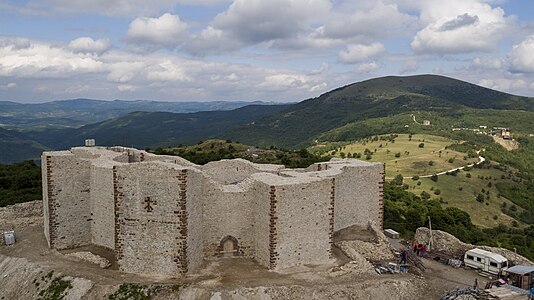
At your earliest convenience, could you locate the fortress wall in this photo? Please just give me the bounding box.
[90,164,115,249]
[114,162,191,276]
[333,163,384,231]
[183,169,204,273]
[41,153,51,246]
[43,153,92,250]
[273,179,332,269]
[202,159,277,185]
[202,179,256,258]
[251,181,271,268]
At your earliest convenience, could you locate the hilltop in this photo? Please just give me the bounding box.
[225,75,534,148]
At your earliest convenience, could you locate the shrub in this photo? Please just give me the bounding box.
[419,143,425,148]
[430,174,438,182]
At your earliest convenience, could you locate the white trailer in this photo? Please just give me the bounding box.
[464,248,508,275]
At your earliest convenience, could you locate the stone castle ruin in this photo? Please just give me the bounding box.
[42,147,384,276]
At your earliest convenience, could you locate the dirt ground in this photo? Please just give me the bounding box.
[0,203,489,300]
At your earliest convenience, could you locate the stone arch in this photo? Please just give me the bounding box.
[217,235,239,257]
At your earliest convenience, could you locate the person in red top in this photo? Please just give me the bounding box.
[421,244,427,258]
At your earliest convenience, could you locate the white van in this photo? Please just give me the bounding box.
[464,248,508,275]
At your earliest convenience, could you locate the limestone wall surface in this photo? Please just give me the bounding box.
[43,152,92,250]
[114,162,192,276]
[273,179,332,269]
[201,159,281,185]
[251,181,271,268]
[202,178,256,258]
[184,169,204,273]
[90,164,115,249]
[333,162,384,231]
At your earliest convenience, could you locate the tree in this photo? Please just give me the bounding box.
[421,191,431,200]
[393,174,404,186]
[430,174,438,182]
[412,175,420,181]
[476,193,485,203]
[395,152,401,158]
[419,143,425,148]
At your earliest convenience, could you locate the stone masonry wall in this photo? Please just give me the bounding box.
[90,164,115,249]
[43,152,92,250]
[273,179,332,269]
[114,162,195,275]
[201,178,256,258]
[333,163,384,231]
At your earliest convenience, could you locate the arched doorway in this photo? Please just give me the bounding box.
[218,235,239,257]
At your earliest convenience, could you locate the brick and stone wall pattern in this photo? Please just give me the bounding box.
[333,163,383,231]
[273,180,332,269]
[115,162,190,275]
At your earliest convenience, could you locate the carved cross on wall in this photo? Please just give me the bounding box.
[144,197,156,212]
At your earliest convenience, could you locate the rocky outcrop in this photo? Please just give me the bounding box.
[65,251,111,268]
[415,227,533,266]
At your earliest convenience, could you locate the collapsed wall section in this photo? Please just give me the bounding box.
[113,162,202,275]
[333,163,384,231]
[271,179,332,269]
[42,152,92,249]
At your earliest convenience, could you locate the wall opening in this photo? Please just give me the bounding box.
[218,235,239,257]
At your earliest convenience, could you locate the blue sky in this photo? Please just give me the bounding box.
[0,0,533,103]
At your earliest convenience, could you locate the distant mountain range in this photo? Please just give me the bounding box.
[1,74,533,163]
[0,99,272,130]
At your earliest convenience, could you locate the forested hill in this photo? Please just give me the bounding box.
[224,75,534,148]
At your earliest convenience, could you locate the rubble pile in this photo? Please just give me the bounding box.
[65,251,111,268]
[0,200,42,228]
[415,228,533,266]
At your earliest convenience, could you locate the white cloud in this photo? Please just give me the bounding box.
[317,1,417,40]
[411,0,513,54]
[118,84,138,92]
[478,78,527,92]
[509,35,534,73]
[0,82,17,90]
[0,38,104,78]
[68,37,111,55]
[399,60,419,74]
[6,0,232,17]
[471,56,504,70]
[126,13,189,50]
[185,0,331,54]
[357,62,380,73]
[339,43,385,64]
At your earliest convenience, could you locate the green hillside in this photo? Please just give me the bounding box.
[225,75,534,148]
[28,104,289,150]
[0,128,48,163]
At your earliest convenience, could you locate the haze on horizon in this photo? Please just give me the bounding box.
[1,0,534,103]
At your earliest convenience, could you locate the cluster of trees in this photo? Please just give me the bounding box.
[383,181,534,260]
[0,160,41,207]
[151,141,329,168]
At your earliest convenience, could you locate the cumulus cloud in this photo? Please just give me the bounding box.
[185,0,331,54]
[0,82,17,90]
[316,1,417,40]
[126,13,189,50]
[479,78,527,92]
[509,35,534,73]
[68,37,111,55]
[338,43,385,64]
[357,62,380,73]
[471,56,504,70]
[0,38,104,78]
[411,0,513,54]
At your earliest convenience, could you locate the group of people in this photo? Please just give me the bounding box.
[412,242,427,258]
